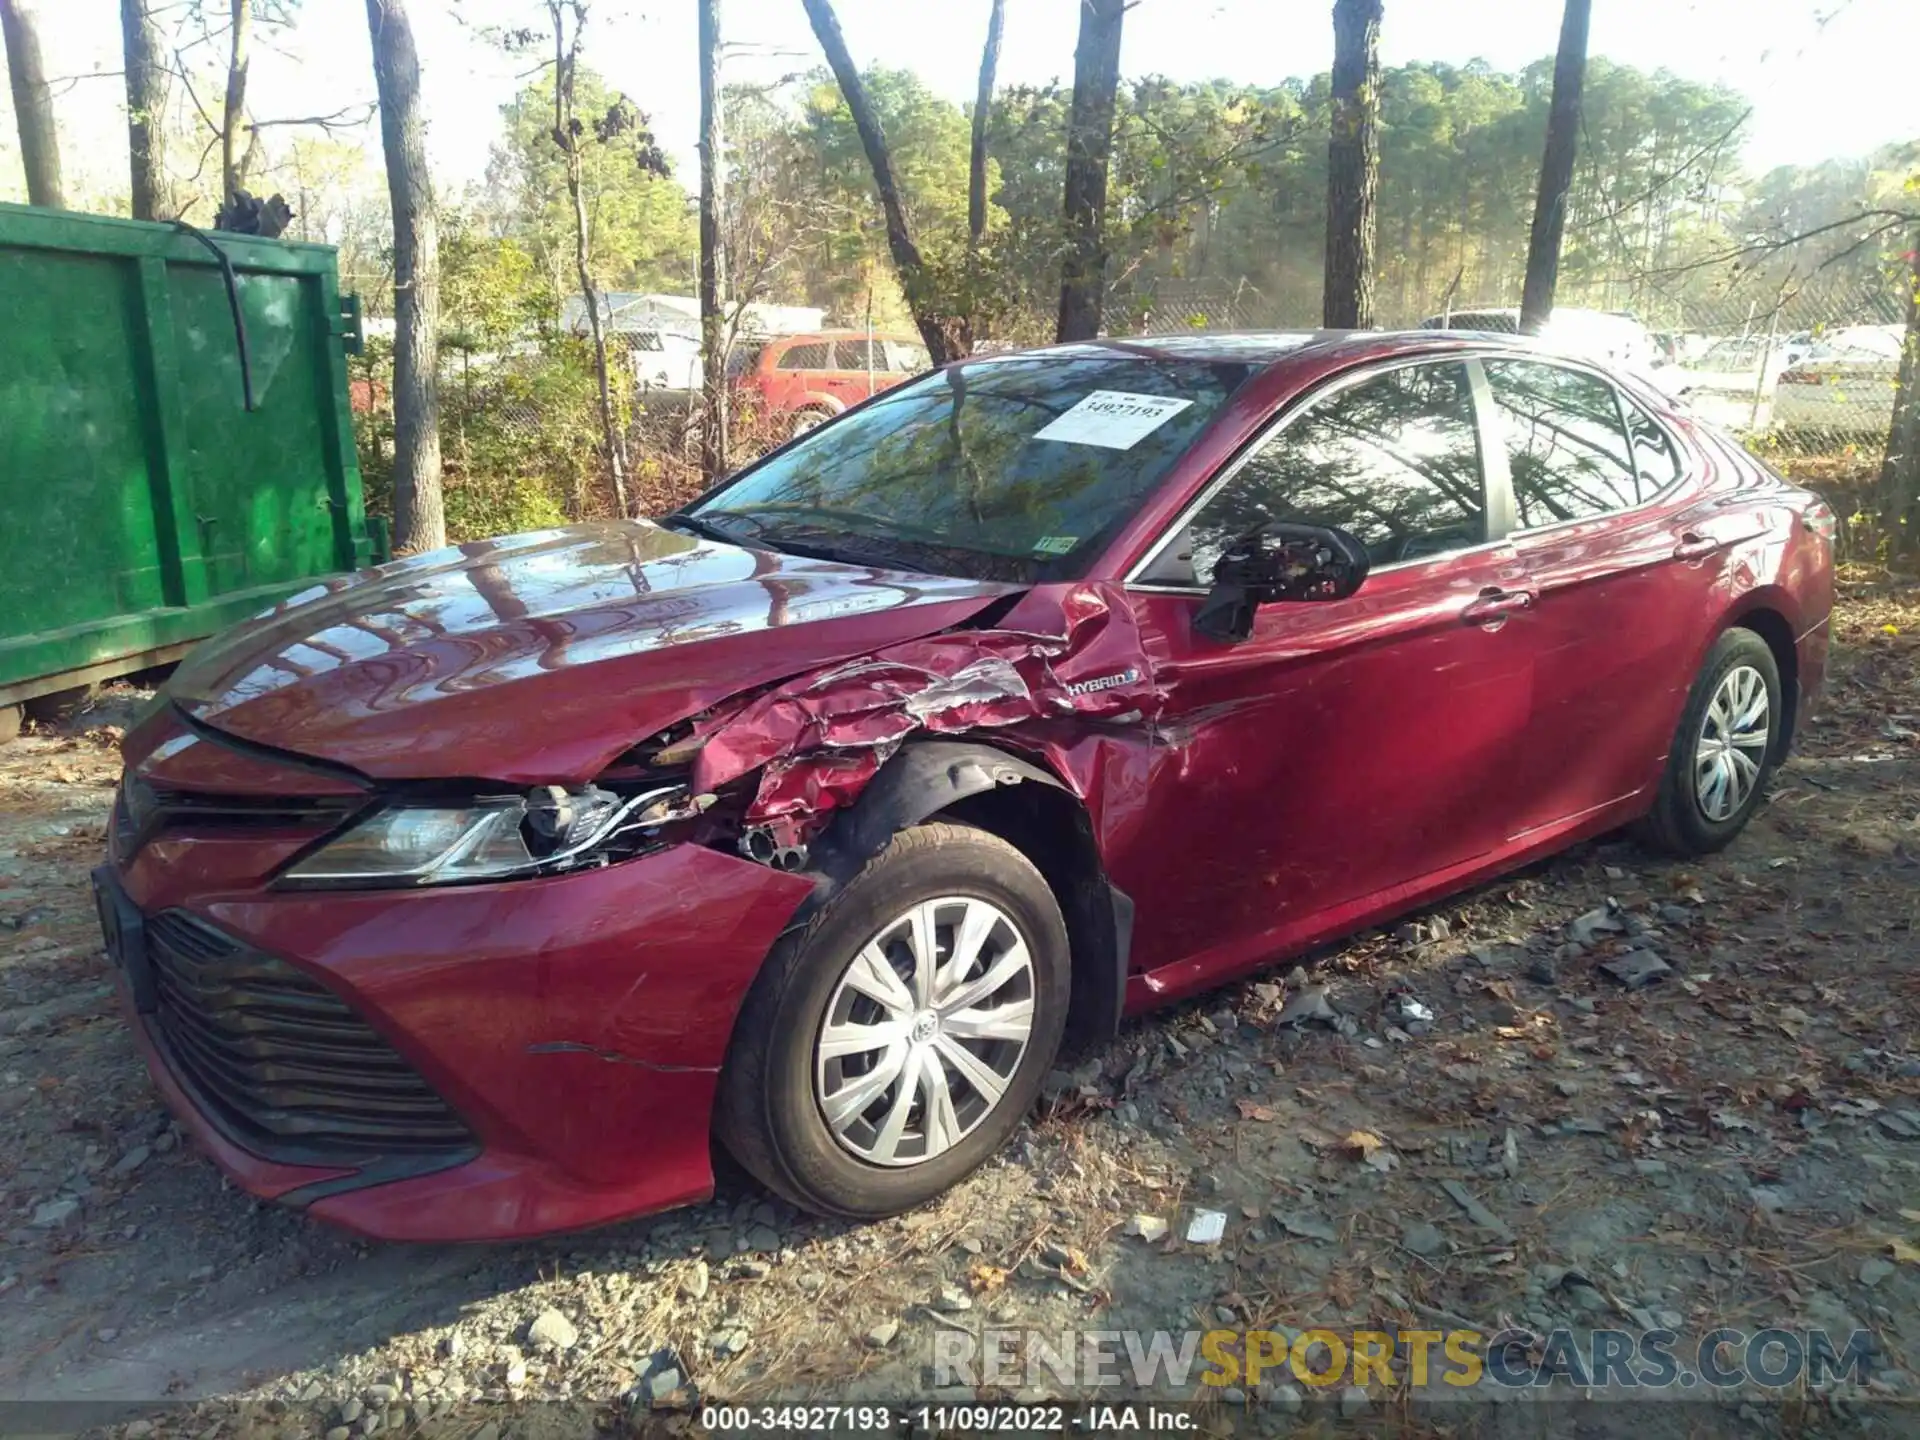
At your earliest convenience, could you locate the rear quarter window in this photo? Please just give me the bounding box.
[1485,359,1640,527]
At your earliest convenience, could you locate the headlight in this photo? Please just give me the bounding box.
[280,784,697,888]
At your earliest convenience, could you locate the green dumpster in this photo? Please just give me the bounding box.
[0,202,385,732]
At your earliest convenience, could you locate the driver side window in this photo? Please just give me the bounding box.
[1147,361,1488,587]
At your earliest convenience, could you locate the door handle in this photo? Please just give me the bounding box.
[1673,531,1721,561]
[1462,586,1536,627]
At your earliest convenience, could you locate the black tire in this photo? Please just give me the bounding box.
[1637,627,1782,856]
[789,406,834,438]
[715,822,1070,1219]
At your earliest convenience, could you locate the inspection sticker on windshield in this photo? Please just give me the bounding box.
[1033,391,1192,450]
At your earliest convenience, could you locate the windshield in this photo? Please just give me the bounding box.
[683,353,1254,581]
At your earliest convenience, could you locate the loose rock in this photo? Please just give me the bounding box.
[1599,950,1671,990]
[1401,1223,1445,1257]
[1275,986,1337,1028]
[528,1307,579,1352]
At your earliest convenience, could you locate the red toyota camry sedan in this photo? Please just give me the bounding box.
[96,331,1833,1241]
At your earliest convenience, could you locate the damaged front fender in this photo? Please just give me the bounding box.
[686,582,1161,851]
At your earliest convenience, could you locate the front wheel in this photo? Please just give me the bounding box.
[716,823,1069,1218]
[1637,627,1782,855]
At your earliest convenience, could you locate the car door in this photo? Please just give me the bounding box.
[768,339,831,412]
[1480,358,1737,835]
[1118,359,1541,980]
[825,338,884,407]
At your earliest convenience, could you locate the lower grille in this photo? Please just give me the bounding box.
[144,911,473,1167]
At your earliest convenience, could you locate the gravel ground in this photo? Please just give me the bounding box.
[0,571,1915,1438]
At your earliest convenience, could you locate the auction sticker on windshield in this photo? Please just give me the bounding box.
[1033,391,1193,450]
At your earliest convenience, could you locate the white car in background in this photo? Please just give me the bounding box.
[1772,325,1907,438]
[1677,334,1813,398]
[629,329,703,395]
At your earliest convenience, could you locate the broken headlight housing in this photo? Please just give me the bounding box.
[279,784,702,888]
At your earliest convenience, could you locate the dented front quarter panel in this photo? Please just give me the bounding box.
[688,581,1168,847]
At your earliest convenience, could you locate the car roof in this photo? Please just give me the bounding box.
[771,330,925,344]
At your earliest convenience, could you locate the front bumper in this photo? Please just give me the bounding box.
[104,841,813,1241]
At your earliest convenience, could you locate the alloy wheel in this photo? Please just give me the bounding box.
[1695,663,1771,822]
[814,896,1036,1168]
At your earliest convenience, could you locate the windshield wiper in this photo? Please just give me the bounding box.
[660,512,758,546]
[664,510,926,573]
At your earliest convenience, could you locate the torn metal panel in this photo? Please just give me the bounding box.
[689,583,1161,846]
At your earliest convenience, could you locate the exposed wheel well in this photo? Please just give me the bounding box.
[1731,609,1798,761]
[939,780,1128,1053]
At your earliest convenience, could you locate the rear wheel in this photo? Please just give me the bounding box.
[716,823,1069,1218]
[1637,628,1781,855]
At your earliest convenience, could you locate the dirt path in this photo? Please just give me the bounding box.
[1,575,1914,1437]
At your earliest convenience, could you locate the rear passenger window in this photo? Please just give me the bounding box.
[777,342,830,370]
[1164,361,1487,584]
[1623,399,1681,493]
[1485,360,1639,526]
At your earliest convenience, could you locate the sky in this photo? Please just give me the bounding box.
[9,0,1916,206]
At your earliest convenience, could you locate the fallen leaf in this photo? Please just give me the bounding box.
[1235,1100,1277,1122]
[1890,1240,1920,1265]
[1343,1129,1387,1157]
[1899,1209,1920,1225]
[967,1263,1007,1294]
[1883,624,1901,636]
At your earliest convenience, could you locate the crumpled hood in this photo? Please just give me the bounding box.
[168,521,1019,782]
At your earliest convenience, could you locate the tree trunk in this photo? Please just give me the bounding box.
[1519,0,1591,333]
[697,0,728,481]
[968,0,1004,250]
[366,0,444,554]
[120,0,170,220]
[1056,0,1124,344]
[801,0,965,365]
[1322,0,1382,330]
[1878,233,1920,558]
[222,0,252,202]
[0,0,64,208]
[553,3,631,516]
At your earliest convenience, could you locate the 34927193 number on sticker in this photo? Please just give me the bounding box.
[699,1404,899,1433]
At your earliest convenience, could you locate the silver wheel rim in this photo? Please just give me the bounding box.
[1695,663,1770,822]
[814,896,1036,1168]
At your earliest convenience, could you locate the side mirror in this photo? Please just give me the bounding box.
[1192,523,1370,643]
